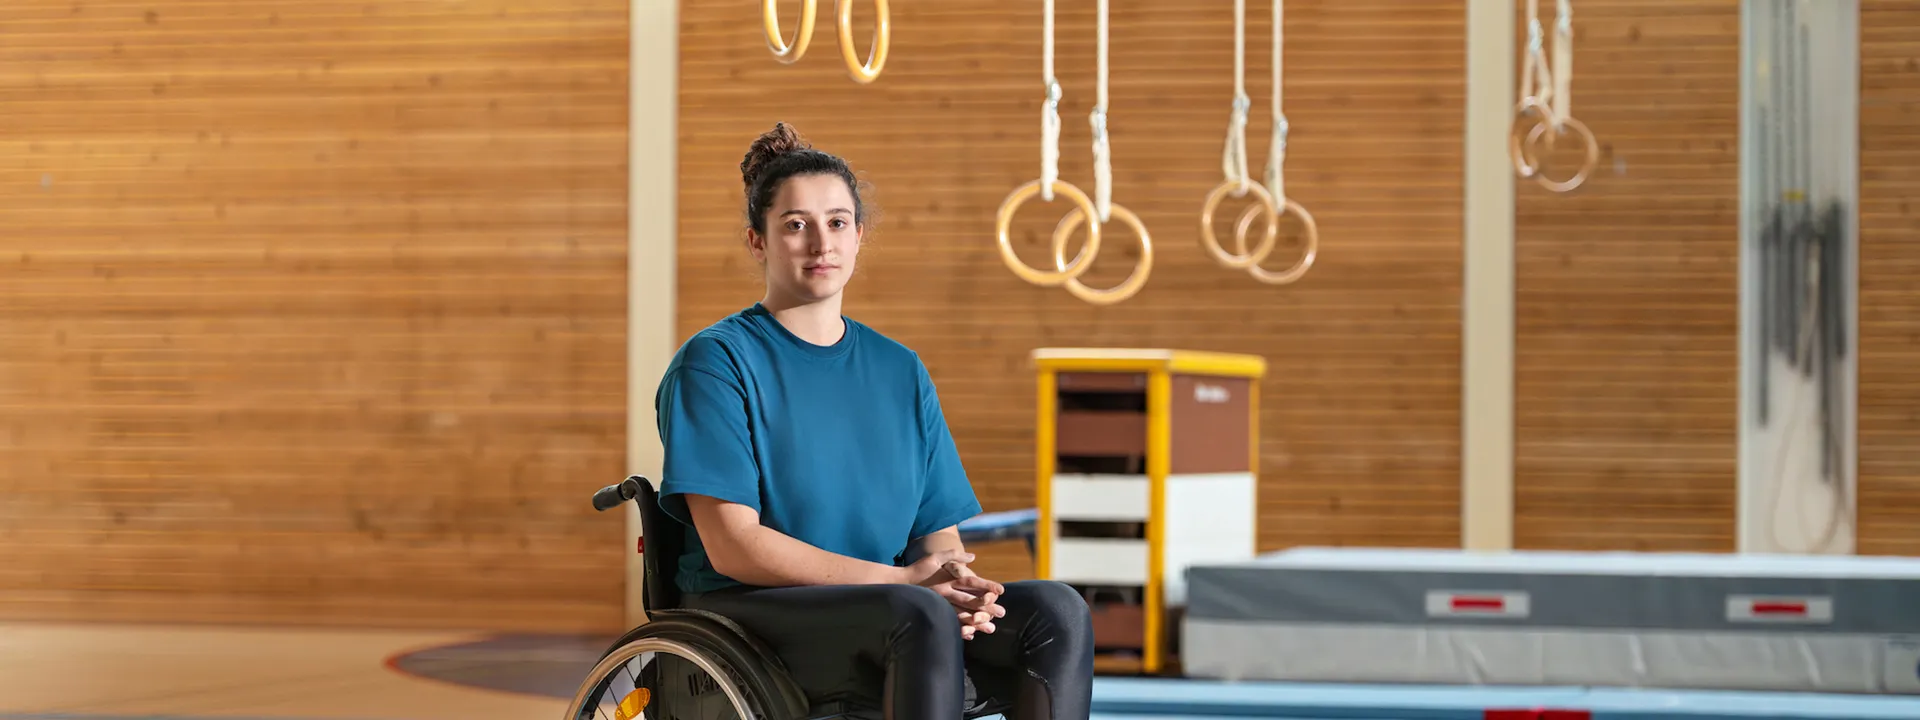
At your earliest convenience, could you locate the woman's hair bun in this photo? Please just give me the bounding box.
[740,122,812,189]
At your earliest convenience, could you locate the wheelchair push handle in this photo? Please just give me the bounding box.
[592,475,649,512]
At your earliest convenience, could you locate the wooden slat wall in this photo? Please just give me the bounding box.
[1512,0,1742,551]
[0,1,629,631]
[679,0,1467,581]
[1858,1,1920,555]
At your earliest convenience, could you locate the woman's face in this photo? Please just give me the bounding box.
[750,173,863,305]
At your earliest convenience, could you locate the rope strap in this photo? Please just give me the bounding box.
[1221,0,1253,194]
[1041,0,1060,201]
[1520,0,1574,129]
[1265,0,1287,205]
[1090,0,1112,222]
[1551,0,1573,124]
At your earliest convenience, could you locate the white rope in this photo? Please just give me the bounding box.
[1521,0,1573,130]
[1264,0,1287,205]
[1040,0,1060,202]
[1520,0,1536,99]
[1090,0,1112,222]
[1521,0,1551,110]
[1550,0,1573,126]
[1221,0,1252,194]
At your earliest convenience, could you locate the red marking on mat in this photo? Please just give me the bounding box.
[1427,590,1530,618]
[637,537,645,554]
[1452,596,1506,610]
[1485,709,1592,720]
[1727,594,1831,623]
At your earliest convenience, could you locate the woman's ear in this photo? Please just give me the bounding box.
[744,229,766,261]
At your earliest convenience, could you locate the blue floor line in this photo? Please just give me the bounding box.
[1089,676,1920,720]
[1094,677,1581,717]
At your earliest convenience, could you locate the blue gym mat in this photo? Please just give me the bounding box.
[1087,676,1920,720]
[956,507,1039,546]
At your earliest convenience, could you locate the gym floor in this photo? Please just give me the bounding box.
[0,621,569,720]
[12,619,1920,720]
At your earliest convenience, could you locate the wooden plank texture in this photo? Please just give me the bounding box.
[678,0,1468,582]
[0,0,630,631]
[1511,0,1742,551]
[1858,0,1920,555]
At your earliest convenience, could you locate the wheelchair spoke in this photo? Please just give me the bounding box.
[616,659,642,720]
[566,632,762,720]
[621,658,640,693]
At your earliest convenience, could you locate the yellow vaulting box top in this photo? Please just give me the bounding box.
[1029,347,1267,379]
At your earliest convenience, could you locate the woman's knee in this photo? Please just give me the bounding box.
[1007,581,1088,614]
[875,583,957,631]
[1004,580,1093,633]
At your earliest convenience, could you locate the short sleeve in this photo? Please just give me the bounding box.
[908,357,984,540]
[655,353,761,527]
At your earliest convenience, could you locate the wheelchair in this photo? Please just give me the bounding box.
[564,475,1015,720]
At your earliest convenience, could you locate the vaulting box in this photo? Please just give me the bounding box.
[1029,348,1265,675]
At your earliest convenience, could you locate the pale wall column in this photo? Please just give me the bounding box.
[1462,0,1516,552]
[1737,0,1858,555]
[629,0,679,625]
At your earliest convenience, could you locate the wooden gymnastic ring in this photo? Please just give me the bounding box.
[1051,203,1153,305]
[1200,180,1279,270]
[1508,97,1553,179]
[1235,196,1318,285]
[1521,113,1599,193]
[837,0,889,83]
[994,179,1103,288]
[764,0,818,64]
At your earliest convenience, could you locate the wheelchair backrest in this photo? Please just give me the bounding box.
[633,477,685,612]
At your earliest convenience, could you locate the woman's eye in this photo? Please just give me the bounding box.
[829,219,846,229]
[786,220,804,231]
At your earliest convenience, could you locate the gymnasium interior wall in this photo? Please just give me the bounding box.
[1,0,632,631]
[2,0,1918,635]
[1511,0,1741,552]
[678,0,1920,580]
[677,0,1470,583]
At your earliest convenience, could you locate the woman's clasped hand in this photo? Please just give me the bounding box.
[905,550,1008,640]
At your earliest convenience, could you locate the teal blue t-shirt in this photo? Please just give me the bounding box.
[653,304,983,594]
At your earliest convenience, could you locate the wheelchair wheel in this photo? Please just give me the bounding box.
[565,610,809,720]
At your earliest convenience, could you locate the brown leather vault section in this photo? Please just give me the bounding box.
[1170,376,1253,475]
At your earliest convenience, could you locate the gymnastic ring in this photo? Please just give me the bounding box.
[1234,196,1318,285]
[1521,113,1599,193]
[994,179,1103,287]
[1508,97,1553,178]
[1199,180,1279,270]
[1050,203,1153,305]
[837,0,889,84]
[764,0,818,64]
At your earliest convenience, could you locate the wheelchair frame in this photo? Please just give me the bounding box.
[565,475,1008,720]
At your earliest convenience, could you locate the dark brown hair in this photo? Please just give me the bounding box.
[739,122,869,236]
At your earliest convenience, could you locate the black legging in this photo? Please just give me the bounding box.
[683,579,1094,720]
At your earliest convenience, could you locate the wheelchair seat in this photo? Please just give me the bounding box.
[568,475,1007,720]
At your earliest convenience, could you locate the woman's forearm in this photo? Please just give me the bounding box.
[685,494,904,587]
[718,524,906,587]
[902,526,966,566]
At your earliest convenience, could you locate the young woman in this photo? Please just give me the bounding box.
[651,123,1095,720]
